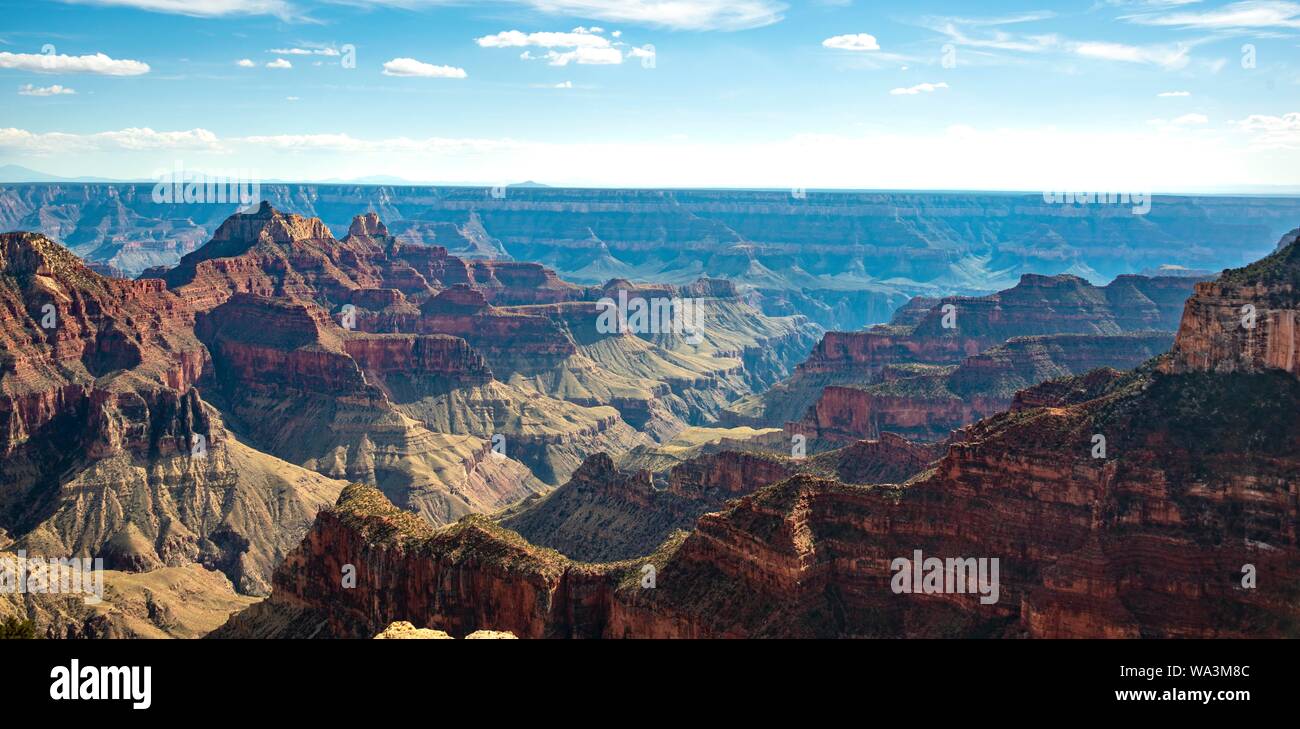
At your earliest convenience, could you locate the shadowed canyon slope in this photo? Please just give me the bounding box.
[218,229,1300,639]
[5,184,1299,331]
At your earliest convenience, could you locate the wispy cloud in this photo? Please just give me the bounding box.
[1070,40,1192,69]
[361,0,785,31]
[0,126,221,154]
[1158,90,1192,96]
[56,0,296,20]
[18,84,77,96]
[925,13,1197,69]
[265,58,292,69]
[1123,1,1300,31]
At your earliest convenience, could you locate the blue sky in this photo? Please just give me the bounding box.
[1,0,1297,191]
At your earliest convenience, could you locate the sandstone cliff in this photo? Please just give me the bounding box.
[1166,229,1299,378]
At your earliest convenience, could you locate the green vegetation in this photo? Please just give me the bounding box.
[1218,235,1300,306]
[0,616,38,639]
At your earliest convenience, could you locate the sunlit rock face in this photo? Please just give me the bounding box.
[1166,229,1300,380]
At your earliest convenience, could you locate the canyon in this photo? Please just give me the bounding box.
[215,228,1300,639]
[3,188,1297,640]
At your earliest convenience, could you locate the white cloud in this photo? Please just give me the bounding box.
[554,80,574,88]
[0,51,149,75]
[476,30,613,48]
[266,58,292,69]
[1157,90,1191,96]
[381,58,468,78]
[1123,1,1300,30]
[236,58,255,67]
[18,84,76,96]
[1173,112,1209,124]
[890,81,948,95]
[822,33,880,51]
[481,29,630,65]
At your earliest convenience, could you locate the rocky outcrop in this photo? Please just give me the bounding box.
[211,483,612,639]
[1166,230,1299,378]
[373,621,452,639]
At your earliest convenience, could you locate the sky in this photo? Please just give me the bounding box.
[0,0,1297,192]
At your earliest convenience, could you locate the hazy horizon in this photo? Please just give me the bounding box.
[2,0,1298,191]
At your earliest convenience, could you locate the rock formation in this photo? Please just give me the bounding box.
[1166,229,1299,378]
